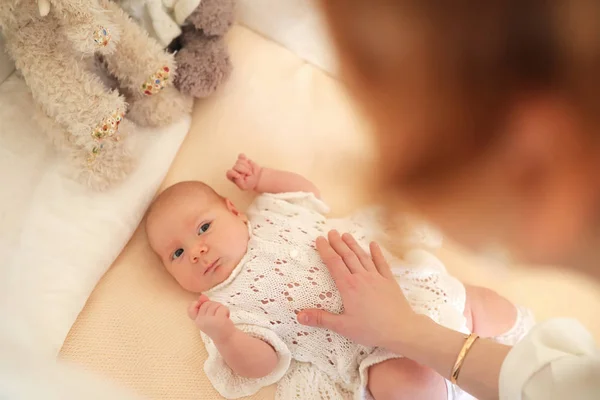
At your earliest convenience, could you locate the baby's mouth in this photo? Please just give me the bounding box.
[204,258,220,275]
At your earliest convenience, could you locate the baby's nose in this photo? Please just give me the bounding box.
[190,243,208,263]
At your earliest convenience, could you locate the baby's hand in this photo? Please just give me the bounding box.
[188,295,235,343]
[226,153,262,191]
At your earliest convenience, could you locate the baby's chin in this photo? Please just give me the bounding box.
[184,264,234,293]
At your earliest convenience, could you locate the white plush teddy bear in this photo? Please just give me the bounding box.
[0,0,192,190]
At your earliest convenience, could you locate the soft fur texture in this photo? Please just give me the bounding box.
[118,0,235,98]
[174,23,232,97]
[0,0,192,190]
[174,0,234,97]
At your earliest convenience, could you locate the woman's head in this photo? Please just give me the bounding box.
[320,1,600,271]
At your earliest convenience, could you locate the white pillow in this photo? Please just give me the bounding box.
[237,0,338,75]
[0,327,143,400]
[0,75,191,356]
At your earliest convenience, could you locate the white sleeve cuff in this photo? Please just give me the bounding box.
[500,318,599,400]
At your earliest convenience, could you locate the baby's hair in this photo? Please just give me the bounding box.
[145,181,224,226]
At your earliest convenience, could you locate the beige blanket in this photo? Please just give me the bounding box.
[60,26,600,400]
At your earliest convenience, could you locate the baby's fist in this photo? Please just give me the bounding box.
[188,295,235,343]
[226,153,262,191]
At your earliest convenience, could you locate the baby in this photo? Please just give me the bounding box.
[145,154,533,400]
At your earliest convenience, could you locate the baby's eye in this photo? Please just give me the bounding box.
[172,248,184,260]
[198,222,211,235]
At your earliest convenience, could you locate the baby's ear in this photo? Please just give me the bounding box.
[224,198,238,213]
[225,198,248,221]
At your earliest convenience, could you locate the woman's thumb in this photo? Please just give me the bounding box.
[297,309,340,330]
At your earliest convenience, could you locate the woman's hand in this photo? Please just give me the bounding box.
[297,230,419,349]
[299,230,514,400]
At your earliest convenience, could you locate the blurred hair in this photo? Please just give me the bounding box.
[319,0,600,191]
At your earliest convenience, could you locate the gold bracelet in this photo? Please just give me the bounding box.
[450,333,479,384]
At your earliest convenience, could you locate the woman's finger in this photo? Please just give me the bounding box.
[341,233,376,272]
[328,230,365,274]
[316,236,350,283]
[370,242,394,279]
[238,153,247,160]
[298,308,343,332]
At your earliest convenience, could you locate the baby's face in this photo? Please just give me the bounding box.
[146,191,249,293]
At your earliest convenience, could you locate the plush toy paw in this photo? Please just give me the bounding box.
[187,0,235,36]
[126,86,192,127]
[140,65,173,96]
[174,35,232,98]
[34,107,134,191]
[73,119,137,191]
[61,15,121,56]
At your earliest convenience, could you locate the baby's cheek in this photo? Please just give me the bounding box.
[170,266,203,293]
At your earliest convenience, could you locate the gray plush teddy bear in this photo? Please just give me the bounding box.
[118,0,235,98]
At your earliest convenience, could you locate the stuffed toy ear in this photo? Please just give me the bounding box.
[38,0,51,16]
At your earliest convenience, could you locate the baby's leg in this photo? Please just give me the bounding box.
[464,285,517,337]
[366,286,522,400]
[368,358,447,400]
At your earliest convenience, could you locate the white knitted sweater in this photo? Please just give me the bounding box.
[202,192,468,400]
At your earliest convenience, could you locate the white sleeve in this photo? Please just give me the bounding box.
[500,318,600,400]
[201,324,292,399]
[249,192,330,216]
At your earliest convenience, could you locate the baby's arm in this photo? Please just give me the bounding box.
[227,154,321,198]
[254,167,321,198]
[214,329,279,379]
[189,295,279,379]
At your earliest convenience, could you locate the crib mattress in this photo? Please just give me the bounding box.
[60,25,600,400]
